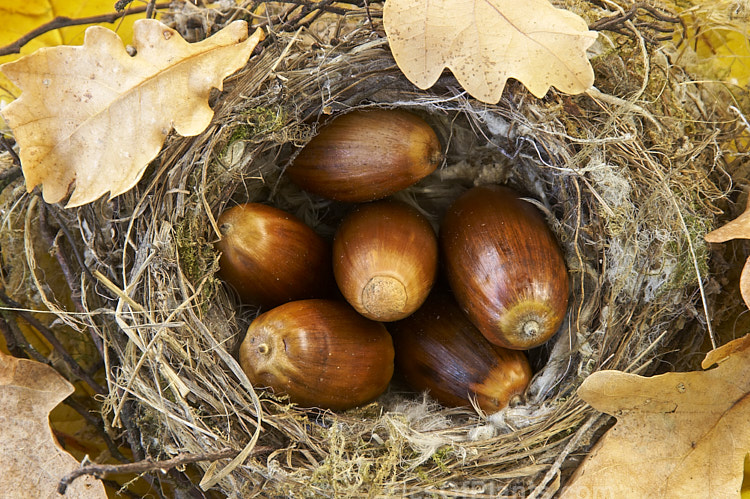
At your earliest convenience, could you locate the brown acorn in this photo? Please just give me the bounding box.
[440,185,569,350]
[389,292,532,413]
[287,109,442,202]
[238,299,394,410]
[214,203,334,308]
[333,200,438,322]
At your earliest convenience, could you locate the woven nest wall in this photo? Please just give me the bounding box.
[1,0,746,497]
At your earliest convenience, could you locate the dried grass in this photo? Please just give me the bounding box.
[1,0,748,497]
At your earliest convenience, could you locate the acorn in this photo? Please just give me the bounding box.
[238,299,394,410]
[389,292,532,413]
[214,203,334,308]
[287,109,442,202]
[440,185,569,350]
[333,200,438,322]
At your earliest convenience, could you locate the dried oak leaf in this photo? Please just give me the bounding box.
[0,19,263,208]
[561,334,750,499]
[0,351,105,497]
[383,0,597,103]
[705,196,750,309]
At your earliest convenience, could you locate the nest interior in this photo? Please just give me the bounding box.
[2,0,748,497]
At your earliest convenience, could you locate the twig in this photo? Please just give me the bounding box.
[117,401,144,463]
[145,0,158,20]
[589,2,680,31]
[1,308,56,364]
[363,0,374,30]
[62,396,130,464]
[45,199,100,284]
[0,137,23,189]
[0,3,171,57]
[38,207,82,302]
[259,0,359,28]
[0,313,27,359]
[588,2,684,45]
[58,447,271,495]
[0,290,106,394]
[528,413,606,499]
[38,204,104,357]
[114,0,135,11]
[262,0,362,15]
[0,136,21,169]
[116,400,168,499]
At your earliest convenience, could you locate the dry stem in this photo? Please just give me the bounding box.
[58,447,271,495]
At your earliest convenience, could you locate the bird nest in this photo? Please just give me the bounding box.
[1,0,746,496]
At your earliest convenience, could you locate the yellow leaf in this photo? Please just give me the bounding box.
[0,20,264,208]
[0,351,106,497]
[382,0,597,102]
[695,28,750,88]
[665,0,750,88]
[561,334,750,498]
[0,0,149,103]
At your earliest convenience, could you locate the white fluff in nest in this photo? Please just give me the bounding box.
[586,152,678,303]
[489,403,556,433]
[378,394,463,468]
[477,110,512,137]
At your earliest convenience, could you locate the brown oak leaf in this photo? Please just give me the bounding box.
[705,195,750,309]
[560,334,750,499]
[0,20,263,207]
[383,0,597,103]
[0,351,106,498]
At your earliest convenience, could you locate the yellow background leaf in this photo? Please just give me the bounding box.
[0,351,106,497]
[670,0,750,88]
[0,0,149,104]
[692,27,750,87]
[383,0,597,102]
[561,334,750,498]
[0,20,263,207]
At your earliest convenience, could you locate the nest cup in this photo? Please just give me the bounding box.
[1,1,740,496]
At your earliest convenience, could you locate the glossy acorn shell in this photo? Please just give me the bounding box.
[389,292,532,413]
[238,299,394,410]
[287,109,442,202]
[333,200,438,322]
[440,185,569,349]
[214,203,334,308]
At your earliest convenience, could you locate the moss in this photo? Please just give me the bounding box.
[223,105,289,153]
[431,445,453,471]
[174,208,220,313]
[245,106,287,135]
[226,124,251,144]
[662,208,712,292]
